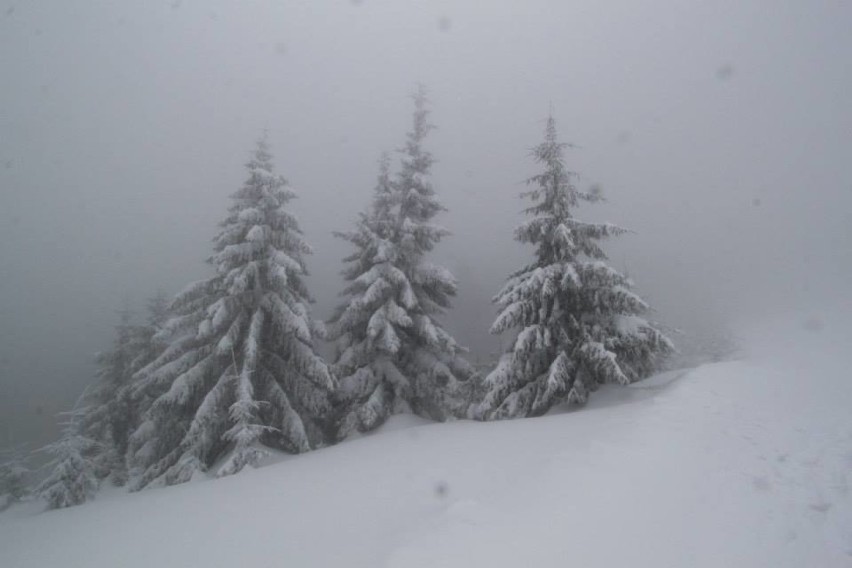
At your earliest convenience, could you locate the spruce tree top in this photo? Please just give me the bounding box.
[513,115,613,266]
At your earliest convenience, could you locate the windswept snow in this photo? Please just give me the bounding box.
[2,312,851,567]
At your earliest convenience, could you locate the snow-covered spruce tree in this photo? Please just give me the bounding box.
[476,115,673,419]
[129,290,171,376]
[0,447,30,510]
[129,135,332,488]
[81,309,140,486]
[124,292,171,413]
[122,291,172,480]
[37,409,99,510]
[329,87,472,435]
[327,154,400,434]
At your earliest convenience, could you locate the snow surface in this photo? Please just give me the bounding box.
[2,311,851,567]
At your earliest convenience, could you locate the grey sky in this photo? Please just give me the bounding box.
[1,0,850,446]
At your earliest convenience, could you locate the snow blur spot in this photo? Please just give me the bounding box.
[616,130,632,145]
[802,316,824,333]
[716,63,735,81]
[350,0,364,5]
[437,16,452,32]
[752,197,761,207]
[274,42,287,56]
[434,480,449,498]
[170,0,182,10]
[5,5,15,17]
[809,501,832,513]
[751,475,771,492]
[589,183,603,200]
[4,159,12,169]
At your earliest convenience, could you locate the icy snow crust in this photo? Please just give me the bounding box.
[2,313,851,567]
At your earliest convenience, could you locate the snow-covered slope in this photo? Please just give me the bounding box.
[2,312,851,567]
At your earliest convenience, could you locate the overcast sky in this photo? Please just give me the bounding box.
[1,0,850,447]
